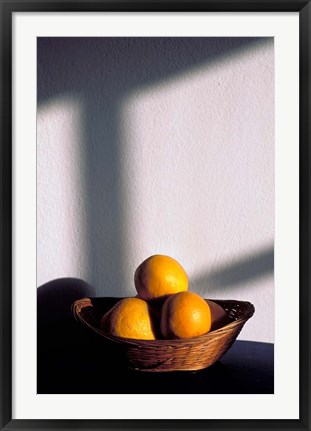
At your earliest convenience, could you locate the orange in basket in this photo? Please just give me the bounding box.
[134,254,188,301]
[160,291,212,339]
[100,297,157,340]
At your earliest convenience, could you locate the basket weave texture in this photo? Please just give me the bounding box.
[72,297,255,372]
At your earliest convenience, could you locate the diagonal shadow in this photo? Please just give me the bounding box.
[191,245,274,294]
[37,37,272,295]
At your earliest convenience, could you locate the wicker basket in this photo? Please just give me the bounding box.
[72,297,255,372]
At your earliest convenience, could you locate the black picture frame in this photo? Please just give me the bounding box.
[1,1,310,430]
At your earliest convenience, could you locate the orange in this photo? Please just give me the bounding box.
[206,299,230,331]
[160,291,211,339]
[134,255,188,301]
[100,297,157,340]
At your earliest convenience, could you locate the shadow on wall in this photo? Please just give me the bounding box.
[37,278,95,328]
[37,37,272,295]
[191,245,274,295]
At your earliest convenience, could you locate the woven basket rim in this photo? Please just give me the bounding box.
[72,296,255,347]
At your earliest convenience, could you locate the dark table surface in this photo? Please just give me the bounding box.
[38,316,274,395]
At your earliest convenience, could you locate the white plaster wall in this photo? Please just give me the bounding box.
[37,37,274,342]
